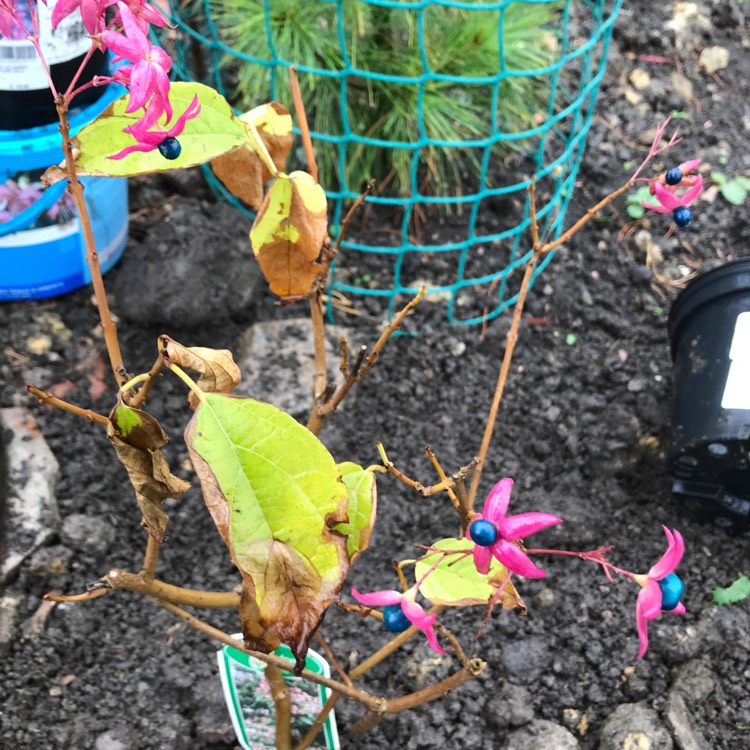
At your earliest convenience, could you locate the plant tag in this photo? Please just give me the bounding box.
[722,312,750,410]
[217,635,340,750]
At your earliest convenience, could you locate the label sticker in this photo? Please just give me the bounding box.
[217,636,340,750]
[721,312,750,410]
[0,4,90,91]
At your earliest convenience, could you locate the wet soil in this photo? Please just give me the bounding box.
[2,0,750,748]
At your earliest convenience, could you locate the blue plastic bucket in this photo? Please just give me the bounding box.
[0,85,128,301]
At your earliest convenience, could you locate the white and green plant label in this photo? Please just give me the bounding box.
[217,636,340,750]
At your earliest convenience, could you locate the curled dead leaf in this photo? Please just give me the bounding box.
[108,394,168,452]
[107,422,190,541]
[161,336,241,409]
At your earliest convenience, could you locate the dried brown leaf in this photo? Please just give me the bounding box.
[161,336,241,409]
[107,423,190,541]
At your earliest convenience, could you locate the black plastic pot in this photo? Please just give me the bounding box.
[668,258,750,532]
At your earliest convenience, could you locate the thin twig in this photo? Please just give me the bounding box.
[156,601,387,711]
[130,354,164,409]
[140,537,160,581]
[315,633,354,687]
[294,694,340,750]
[266,664,293,750]
[57,105,127,387]
[44,588,110,603]
[289,67,317,183]
[308,288,425,432]
[26,385,109,425]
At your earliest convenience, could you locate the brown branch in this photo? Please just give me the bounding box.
[315,633,353,687]
[57,105,127,388]
[156,601,387,711]
[104,569,241,608]
[139,536,160,581]
[468,178,637,507]
[467,257,537,508]
[540,180,635,255]
[385,660,484,715]
[307,288,425,433]
[294,693,340,750]
[130,354,164,409]
[308,292,328,413]
[266,664,293,750]
[288,67,317,183]
[425,446,461,511]
[379,443,478,500]
[44,587,110,603]
[26,385,109,426]
[325,179,376,273]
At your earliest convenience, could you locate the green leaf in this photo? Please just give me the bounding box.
[713,573,750,605]
[333,462,377,563]
[72,82,246,177]
[627,185,652,219]
[184,393,349,668]
[415,538,521,608]
[720,181,747,206]
[711,171,727,185]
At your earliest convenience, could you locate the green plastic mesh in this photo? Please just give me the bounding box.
[161,0,622,324]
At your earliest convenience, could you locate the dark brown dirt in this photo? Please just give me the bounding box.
[2,1,750,748]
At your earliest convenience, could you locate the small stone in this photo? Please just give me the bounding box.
[487,684,535,729]
[0,594,22,657]
[28,545,73,577]
[546,405,561,422]
[506,719,579,749]
[671,660,716,702]
[598,703,673,750]
[26,335,53,356]
[60,514,115,557]
[627,378,646,393]
[629,69,651,90]
[1,408,60,585]
[112,198,263,328]
[192,676,237,745]
[502,637,551,685]
[95,726,135,750]
[447,337,466,357]
[234,318,344,418]
[665,692,710,750]
[698,46,729,74]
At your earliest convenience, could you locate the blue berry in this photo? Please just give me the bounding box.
[383,605,410,633]
[659,573,685,611]
[158,137,182,160]
[673,206,692,228]
[470,518,498,547]
[665,167,683,186]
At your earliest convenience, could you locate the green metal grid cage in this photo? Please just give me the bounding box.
[162,0,622,324]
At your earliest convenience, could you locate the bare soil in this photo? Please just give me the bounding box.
[2,1,750,748]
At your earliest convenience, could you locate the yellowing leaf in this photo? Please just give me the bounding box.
[211,102,293,211]
[415,538,522,609]
[210,146,266,211]
[333,462,377,564]
[162,336,241,409]
[241,102,293,175]
[249,171,328,297]
[184,393,349,669]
